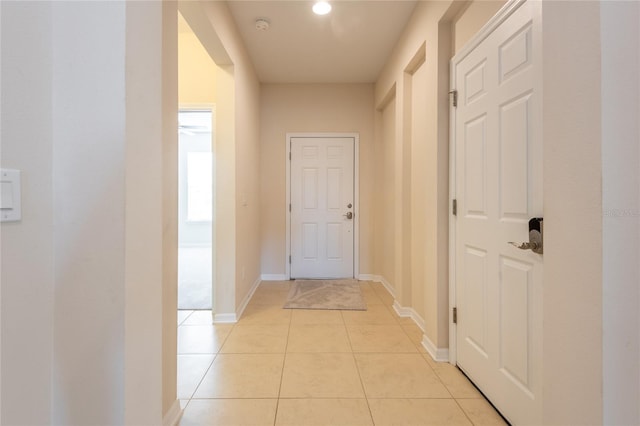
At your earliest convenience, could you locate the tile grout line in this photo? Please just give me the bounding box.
[186,354,217,402]
[177,284,505,424]
[452,397,477,425]
[273,298,294,426]
[343,309,377,425]
[176,312,225,419]
[356,287,455,424]
[177,310,194,326]
[185,314,233,403]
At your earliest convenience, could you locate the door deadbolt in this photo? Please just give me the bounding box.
[509,218,543,254]
[347,203,352,208]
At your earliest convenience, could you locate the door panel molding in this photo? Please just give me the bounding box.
[286,133,359,279]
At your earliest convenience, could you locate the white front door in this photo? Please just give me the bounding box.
[290,136,355,279]
[452,1,542,424]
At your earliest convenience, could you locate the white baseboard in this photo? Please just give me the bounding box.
[392,300,449,362]
[235,277,261,320]
[357,274,378,281]
[422,334,450,362]
[162,399,183,426]
[261,274,288,281]
[213,313,237,323]
[212,277,261,325]
[359,274,397,298]
[392,300,411,317]
[378,276,395,298]
[392,301,426,332]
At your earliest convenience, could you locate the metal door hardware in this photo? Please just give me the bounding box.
[509,218,543,254]
[343,212,353,219]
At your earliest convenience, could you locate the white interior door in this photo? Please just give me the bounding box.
[290,136,355,279]
[452,1,542,424]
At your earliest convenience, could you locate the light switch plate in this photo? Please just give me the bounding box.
[0,181,13,209]
[1,169,21,222]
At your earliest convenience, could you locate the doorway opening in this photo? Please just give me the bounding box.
[178,109,214,310]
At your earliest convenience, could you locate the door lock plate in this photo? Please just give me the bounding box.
[509,218,543,254]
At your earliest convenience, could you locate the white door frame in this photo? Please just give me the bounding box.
[285,133,360,280]
[448,0,532,365]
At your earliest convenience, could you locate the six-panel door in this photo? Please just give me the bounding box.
[290,136,355,279]
[454,1,543,424]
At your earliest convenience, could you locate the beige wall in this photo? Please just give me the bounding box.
[178,17,217,105]
[601,2,640,424]
[541,2,604,423]
[1,3,54,424]
[259,84,375,277]
[213,65,237,317]
[161,1,179,420]
[181,1,262,316]
[377,94,397,292]
[1,1,178,424]
[233,49,261,309]
[125,2,178,422]
[50,2,126,423]
[410,60,428,326]
[373,0,464,352]
[452,1,507,54]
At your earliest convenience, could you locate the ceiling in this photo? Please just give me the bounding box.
[220,1,418,84]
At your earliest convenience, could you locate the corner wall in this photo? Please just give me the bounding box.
[204,2,262,314]
[541,2,604,422]
[161,2,180,420]
[373,0,465,354]
[180,1,262,317]
[374,92,397,294]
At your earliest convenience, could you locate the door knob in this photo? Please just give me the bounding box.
[508,218,543,254]
[343,212,353,219]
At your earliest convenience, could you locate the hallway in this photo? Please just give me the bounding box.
[177,281,505,425]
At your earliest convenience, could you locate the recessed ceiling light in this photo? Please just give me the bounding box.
[312,1,332,15]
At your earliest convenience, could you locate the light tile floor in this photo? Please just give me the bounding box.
[177,281,507,426]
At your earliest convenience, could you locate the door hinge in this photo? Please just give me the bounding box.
[449,90,458,108]
[289,255,291,264]
[289,152,291,160]
[289,203,291,212]
[453,307,457,324]
[452,199,457,216]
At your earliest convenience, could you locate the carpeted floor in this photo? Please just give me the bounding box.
[178,246,212,310]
